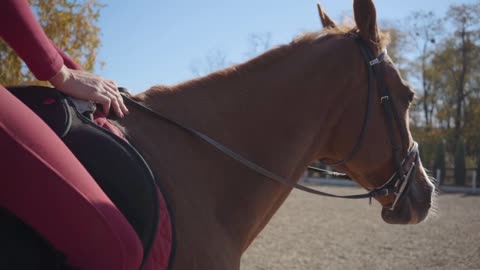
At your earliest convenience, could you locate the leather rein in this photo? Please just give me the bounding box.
[120,35,418,211]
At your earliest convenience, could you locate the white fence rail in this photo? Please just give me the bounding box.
[304,165,479,194]
[303,169,479,194]
[435,169,478,194]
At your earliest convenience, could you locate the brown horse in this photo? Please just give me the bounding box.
[117,0,435,269]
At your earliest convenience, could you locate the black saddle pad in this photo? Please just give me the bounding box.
[4,85,159,268]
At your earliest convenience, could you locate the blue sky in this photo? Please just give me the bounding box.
[96,0,476,92]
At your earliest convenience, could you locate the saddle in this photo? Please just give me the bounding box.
[2,85,160,269]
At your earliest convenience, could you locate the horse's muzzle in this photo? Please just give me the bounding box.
[380,170,434,224]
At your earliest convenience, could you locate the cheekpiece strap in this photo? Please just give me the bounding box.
[369,51,386,66]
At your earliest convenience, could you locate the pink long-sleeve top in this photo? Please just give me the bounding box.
[0,0,81,81]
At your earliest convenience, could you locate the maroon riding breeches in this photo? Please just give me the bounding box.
[0,85,143,270]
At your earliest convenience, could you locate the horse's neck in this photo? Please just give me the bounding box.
[121,41,351,254]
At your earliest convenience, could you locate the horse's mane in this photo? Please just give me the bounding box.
[147,23,391,93]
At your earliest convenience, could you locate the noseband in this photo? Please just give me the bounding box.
[121,35,418,212]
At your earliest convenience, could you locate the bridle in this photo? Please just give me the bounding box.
[120,34,418,212]
[310,35,420,211]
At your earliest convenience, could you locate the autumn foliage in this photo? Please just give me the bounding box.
[1,1,479,185]
[0,0,103,86]
[393,2,480,183]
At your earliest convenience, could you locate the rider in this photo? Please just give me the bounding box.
[0,1,142,269]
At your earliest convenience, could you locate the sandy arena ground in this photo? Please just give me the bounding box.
[241,186,480,270]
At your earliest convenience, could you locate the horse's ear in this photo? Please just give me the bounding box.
[353,0,380,47]
[317,3,336,29]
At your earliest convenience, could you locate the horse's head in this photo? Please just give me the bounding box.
[317,0,435,224]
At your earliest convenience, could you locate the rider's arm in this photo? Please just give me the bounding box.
[0,0,65,80]
[49,39,83,70]
[0,0,128,118]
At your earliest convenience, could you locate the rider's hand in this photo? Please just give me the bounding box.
[49,65,129,118]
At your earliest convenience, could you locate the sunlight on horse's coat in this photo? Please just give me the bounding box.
[115,1,435,269]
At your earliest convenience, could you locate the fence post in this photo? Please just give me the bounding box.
[473,171,477,193]
[436,169,441,188]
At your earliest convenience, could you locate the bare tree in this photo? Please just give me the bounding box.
[190,32,273,77]
[407,11,443,128]
[189,49,229,77]
[446,3,480,142]
[380,20,411,75]
[245,32,272,58]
